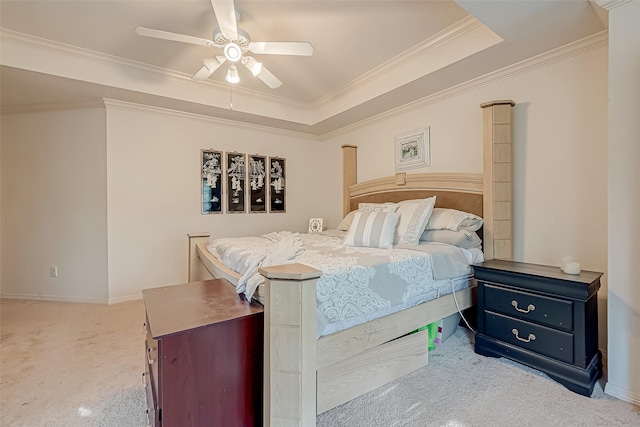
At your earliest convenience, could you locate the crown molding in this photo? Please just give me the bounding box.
[0,28,311,112]
[314,16,485,107]
[592,0,632,11]
[102,98,320,140]
[321,30,608,140]
[0,100,106,115]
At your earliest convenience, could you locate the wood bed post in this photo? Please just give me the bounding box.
[342,145,358,217]
[187,232,211,282]
[481,100,515,261]
[259,263,322,427]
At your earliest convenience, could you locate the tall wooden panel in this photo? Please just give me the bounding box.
[481,100,515,260]
[342,145,358,217]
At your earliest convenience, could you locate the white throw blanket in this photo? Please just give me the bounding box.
[236,231,305,301]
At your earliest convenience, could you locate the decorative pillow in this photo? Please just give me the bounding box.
[394,197,437,245]
[425,208,483,232]
[358,202,399,213]
[337,210,357,231]
[343,211,400,249]
[420,229,482,249]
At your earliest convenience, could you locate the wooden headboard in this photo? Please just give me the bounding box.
[342,100,515,261]
[349,173,482,217]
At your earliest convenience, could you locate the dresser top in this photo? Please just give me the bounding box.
[473,259,603,285]
[142,279,263,338]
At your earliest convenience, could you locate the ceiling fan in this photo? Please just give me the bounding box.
[134,0,313,89]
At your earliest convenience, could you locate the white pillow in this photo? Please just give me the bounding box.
[425,208,483,232]
[394,197,437,245]
[420,229,482,249]
[343,211,400,249]
[358,202,399,213]
[337,210,357,231]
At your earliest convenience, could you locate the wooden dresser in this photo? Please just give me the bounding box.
[142,279,264,427]
[473,259,602,396]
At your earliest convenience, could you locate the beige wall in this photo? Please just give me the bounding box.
[104,101,337,301]
[1,108,108,302]
[605,0,640,405]
[328,42,609,350]
[0,103,337,303]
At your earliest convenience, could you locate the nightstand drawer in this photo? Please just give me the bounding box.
[484,283,573,331]
[485,311,574,364]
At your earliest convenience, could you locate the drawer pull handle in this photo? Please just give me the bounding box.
[512,328,536,343]
[512,300,535,314]
[142,372,147,385]
[143,322,148,334]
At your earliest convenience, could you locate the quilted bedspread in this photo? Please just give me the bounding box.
[207,230,483,336]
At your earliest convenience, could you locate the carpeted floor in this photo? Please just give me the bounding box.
[1,298,639,426]
[317,328,640,427]
[1,298,147,427]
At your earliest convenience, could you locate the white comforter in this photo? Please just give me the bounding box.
[208,230,483,336]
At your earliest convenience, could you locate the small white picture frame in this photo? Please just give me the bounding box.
[308,218,323,233]
[395,127,430,171]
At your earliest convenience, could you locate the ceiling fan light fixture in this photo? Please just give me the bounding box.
[226,65,240,84]
[243,56,263,77]
[224,42,242,62]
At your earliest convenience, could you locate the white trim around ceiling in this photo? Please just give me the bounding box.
[0,18,502,128]
[0,29,314,124]
[592,0,632,11]
[101,29,603,141]
[1,100,106,115]
[1,28,608,140]
[315,16,492,106]
[320,30,609,140]
[102,98,319,140]
[313,16,504,123]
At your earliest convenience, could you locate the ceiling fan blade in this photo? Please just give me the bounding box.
[248,42,313,56]
[192,56,227,80]
[211,0,238,41]
[256,66,283,89]
[135,27,215,47]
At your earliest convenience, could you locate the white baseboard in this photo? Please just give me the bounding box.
[1,292,143,305]
[0,292,108,304]
[108,294,143,305]
[604,382,640,405]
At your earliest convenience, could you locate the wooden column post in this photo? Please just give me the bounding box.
[342,145,357,217]
[481,100,515,260]
[259,263,322,427]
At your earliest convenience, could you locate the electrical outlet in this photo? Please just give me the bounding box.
[50,266,58,278]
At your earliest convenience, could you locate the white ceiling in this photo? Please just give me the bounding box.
[0,0,607,135]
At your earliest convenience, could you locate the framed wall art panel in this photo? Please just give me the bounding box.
[226,152,247,213]
[249,154,267,213]
[268,157,286,213]
[201,149,223,214]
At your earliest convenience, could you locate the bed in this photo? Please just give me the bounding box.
[187,100,515,426]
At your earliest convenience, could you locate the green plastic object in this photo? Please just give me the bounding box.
[416,321,440,351]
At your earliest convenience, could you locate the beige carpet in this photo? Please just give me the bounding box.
[1,298,639,427]
[1,298,146,427]
[317,328,640,427]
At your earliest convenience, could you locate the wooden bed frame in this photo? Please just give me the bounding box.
[187,100,515,426]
